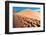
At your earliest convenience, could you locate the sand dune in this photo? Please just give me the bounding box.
[13,10,40,28]
[14,10,40,20]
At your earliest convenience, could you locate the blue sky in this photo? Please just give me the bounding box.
[13,7,40,11]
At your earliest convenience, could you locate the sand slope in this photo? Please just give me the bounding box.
[14,10,40,20]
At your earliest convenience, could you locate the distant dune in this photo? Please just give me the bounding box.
[13,9,40,28]
[14,9,40,20]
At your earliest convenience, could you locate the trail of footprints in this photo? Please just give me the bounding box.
[15,15,40,28]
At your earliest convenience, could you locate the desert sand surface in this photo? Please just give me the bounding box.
[13,10,40,28]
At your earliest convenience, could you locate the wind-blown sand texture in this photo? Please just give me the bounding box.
[13,10,40,28]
